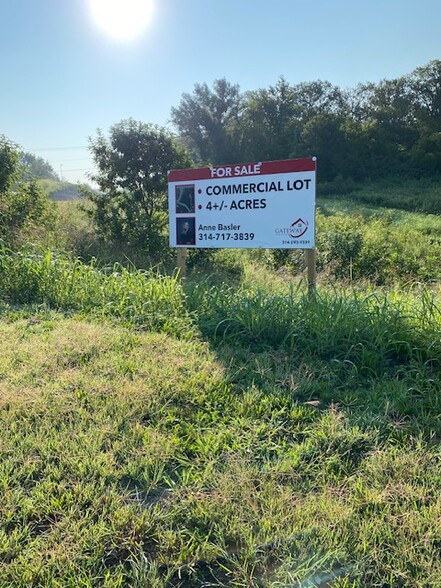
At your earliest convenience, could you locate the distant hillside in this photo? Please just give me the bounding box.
[50,184,81,201]
[36,178,81,201]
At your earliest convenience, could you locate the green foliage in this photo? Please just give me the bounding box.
[316,213,365,279]
[239,77,302,162]
[0,134,19,193]
[171,61,441,182]
[170,78,243,165]
[185,280,441,376]
[52,199,103,260]
[0,181,56,246]
[19,151,58,180]
[0,247,191,337]
[232,196,441,286]
[0,136,56,248]
[82,119,192,257]
[318,176,441,216]
[315,209,441,283]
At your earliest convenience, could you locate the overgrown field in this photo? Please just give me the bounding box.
[48,179,441,285]
[1,242,441,586]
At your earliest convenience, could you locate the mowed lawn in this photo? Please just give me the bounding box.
[1,307,441,587]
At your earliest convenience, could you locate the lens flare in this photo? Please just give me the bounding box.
[89,0,154,41]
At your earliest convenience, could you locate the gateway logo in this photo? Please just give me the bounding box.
[275,218,309,239]
[290,218,309,238]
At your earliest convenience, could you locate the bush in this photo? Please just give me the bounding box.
[1,135,56,248]
[316,211,441,284]
[0,180,56,248]
[316,213,364,279]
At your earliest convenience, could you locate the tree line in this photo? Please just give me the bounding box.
[1,60,440,256]
[170,60,441,181]
[82,60,441,255]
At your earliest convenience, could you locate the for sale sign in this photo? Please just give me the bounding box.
[168,157,316,248]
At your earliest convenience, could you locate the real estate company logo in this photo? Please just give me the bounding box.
[275,218,309,239]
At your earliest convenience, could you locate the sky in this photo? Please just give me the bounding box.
[1,0,440,184]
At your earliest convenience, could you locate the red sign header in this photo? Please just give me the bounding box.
[168,157,316,183]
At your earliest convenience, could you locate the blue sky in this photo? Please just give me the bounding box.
[1,0,440,184]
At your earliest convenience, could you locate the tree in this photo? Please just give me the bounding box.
[82,119,192,256]
[301,113,348,180]
[170,79,243,164]
[407,60,441,174]
[408,60,441,123]
[239,78,350,171]
[291,80,348,120]
[0,135,55,248]
[20,151,58,181]
[240,77,301,161]
[168,62,440,184]
[0,135,19,193]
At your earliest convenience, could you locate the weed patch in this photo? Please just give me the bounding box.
[0,247,192,337]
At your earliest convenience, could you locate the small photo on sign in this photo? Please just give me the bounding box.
[176,217,195,246]
[175,185,195,214]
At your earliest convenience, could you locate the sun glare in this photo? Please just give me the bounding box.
[89,0,154,41]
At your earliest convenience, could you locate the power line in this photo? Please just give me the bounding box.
[62,168,95,172]
[50,158,93,163]
[25,146,88,152]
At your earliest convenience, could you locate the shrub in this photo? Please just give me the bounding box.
[82,119,192,259]
[0,181,56,248]
[315,211,441,284]
[0,135,56,248]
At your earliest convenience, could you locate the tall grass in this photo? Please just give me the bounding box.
[0,246,192,336]
[1,245,440,370]
[186,279,441,365]
[2,176,441,586]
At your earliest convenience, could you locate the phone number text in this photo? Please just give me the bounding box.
[198,232,255,241]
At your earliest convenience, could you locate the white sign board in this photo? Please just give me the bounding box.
[168,157,316,248]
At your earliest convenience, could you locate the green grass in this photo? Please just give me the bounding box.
[318,199,441,236]
[1,251,441,585]
[50,176,441,284]
[0,311,440,587]
[0,248,191,337]
[318,176,441,215]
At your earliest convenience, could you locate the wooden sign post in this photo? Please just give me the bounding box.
[305,248,317,300]
[177,247,187,280]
